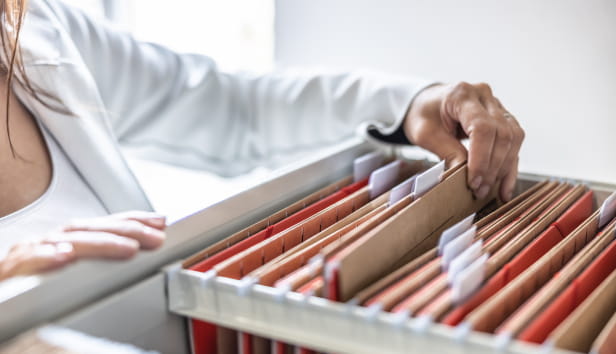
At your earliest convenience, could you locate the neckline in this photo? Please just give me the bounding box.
[0,120,57,224]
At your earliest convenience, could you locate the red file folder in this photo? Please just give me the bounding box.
[240,332,252,354]
[517,234,616,343]
[365,183,567,313]
[190,179,368,354]
[441,191,593,326]
[191,179,368,274]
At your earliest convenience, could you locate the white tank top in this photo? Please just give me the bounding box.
[0,124,108,259]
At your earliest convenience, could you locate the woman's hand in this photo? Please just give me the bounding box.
[0,211,166,280]
[404,82,525,202]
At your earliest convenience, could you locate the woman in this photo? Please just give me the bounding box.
[0,0,524,279]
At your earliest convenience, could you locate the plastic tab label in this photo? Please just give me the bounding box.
[354,152,384,182]
[448,240,483,282]
[369,160,401,199]
[452,254,488,304]
[599,191,616,228]
[442,226,476,268]
[413,160,445,198]
[438,213,475,256]
[389,175,416,206]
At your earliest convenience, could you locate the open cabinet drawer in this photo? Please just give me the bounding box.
[5,138,614,354]
[165,143,616,354]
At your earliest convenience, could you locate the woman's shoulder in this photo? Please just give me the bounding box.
[26,0,91,33]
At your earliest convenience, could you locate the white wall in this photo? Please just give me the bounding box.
[123,0,274,73]
[275,0,616,184]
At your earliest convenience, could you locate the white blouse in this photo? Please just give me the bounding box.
[0,123,108,259]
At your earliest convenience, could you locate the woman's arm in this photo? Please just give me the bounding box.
[43,0,431,176]
[42,1,524,199]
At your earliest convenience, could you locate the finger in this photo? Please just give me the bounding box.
[107,211,167,230]
[497,120,524,201]
[27,242,76,273]
[455,99,497,195]
[495,117,524,180]
[500,157,519,202]
[480,89,525,185]
[1,242,75,279]
[44,232,140,260]
[412,117,468,169]
[480,101,514,192]
[62,218,165,250]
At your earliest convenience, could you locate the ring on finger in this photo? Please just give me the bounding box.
[503,112,515,120]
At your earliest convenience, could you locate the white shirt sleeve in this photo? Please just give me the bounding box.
[44,0,435,176]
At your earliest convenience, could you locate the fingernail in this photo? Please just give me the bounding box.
[38,244,57,257]
[471,176,482,190]
[505,189,513,202]
[477,184,490,199]
[54,243,75,262]
[116,238,139,248]
[149,216,167,228]
[55,242,74,255]
[115,240,139,259]
[145,226,165,239]
[120,240,140,256]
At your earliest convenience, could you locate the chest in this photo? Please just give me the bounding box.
[0,85,52,218]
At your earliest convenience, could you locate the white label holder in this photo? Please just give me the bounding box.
[354,152,384,182]
[438,213,476,256]
[452,254,488,304]
[442,226,477,269]
[369,160,402,199]
[598,191,616,228]
[448,240,483,284]
[389,174,417,206]
[413,160,445,198]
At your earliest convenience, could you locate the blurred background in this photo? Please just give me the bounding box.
[62,0,274,72]
[62,0,616,220]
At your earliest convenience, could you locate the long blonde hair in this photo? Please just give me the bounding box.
[1,0,67,158]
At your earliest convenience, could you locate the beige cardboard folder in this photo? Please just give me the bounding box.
[320,195,414,259]
[277,160,426,261]
[464,207,606,333]
[547,266,616,353]
[272,191,422,291]
[392,184,583,316]
[246,162,429,286]
[475,180,549,230]
[354,247,437,306]
[326,164,498,302]
[495,220,616,337]
[271,193,390,261]
[485,185,585,275]
[352,180,550,306]
[413,185,586,319]
[182,176,354,269]
[590,307,616,354]
[214,162,420,279]
[475,181,558,243]
[214,184,373,279]
[481,183,571,256]
[362,181,563,311]
[254,194,414,287]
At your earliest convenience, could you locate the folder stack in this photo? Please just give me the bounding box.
[180,152,616,354]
